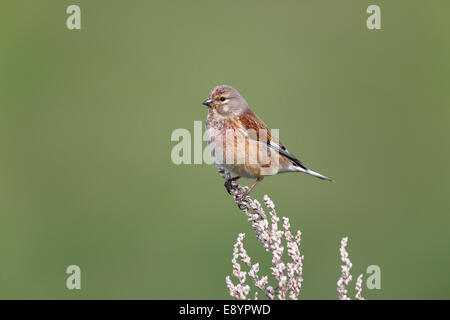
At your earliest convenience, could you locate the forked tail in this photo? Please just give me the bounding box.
[295,166,333,182]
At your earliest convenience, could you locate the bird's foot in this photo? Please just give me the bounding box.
[224,179,234,194]
[224,176,241,195]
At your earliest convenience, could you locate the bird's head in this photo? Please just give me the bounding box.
[202,85,248,116]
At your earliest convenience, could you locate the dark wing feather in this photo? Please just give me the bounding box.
[238,108,308,170]
[267,140,308,170]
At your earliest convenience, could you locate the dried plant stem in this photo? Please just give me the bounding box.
[220,168,365,300]
[337,237,365,300]
[220,168,303,300]
[355,274,365,300]
[337,237,353,300]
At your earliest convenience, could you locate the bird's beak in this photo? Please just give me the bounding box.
[202,98,212,107]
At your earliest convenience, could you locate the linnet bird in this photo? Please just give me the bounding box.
[202,85,332,195]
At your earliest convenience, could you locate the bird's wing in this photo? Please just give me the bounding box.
[237,108,308,170]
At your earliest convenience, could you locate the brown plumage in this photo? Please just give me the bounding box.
[202,85,332,195]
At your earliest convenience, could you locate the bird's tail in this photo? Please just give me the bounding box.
[294,166,333,182]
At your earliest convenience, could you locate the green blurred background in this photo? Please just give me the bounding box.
[0,0,449,299]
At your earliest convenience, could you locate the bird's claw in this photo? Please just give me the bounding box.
[224,179,233,194]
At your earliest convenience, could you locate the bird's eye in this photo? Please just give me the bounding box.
[220,97,226,101]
